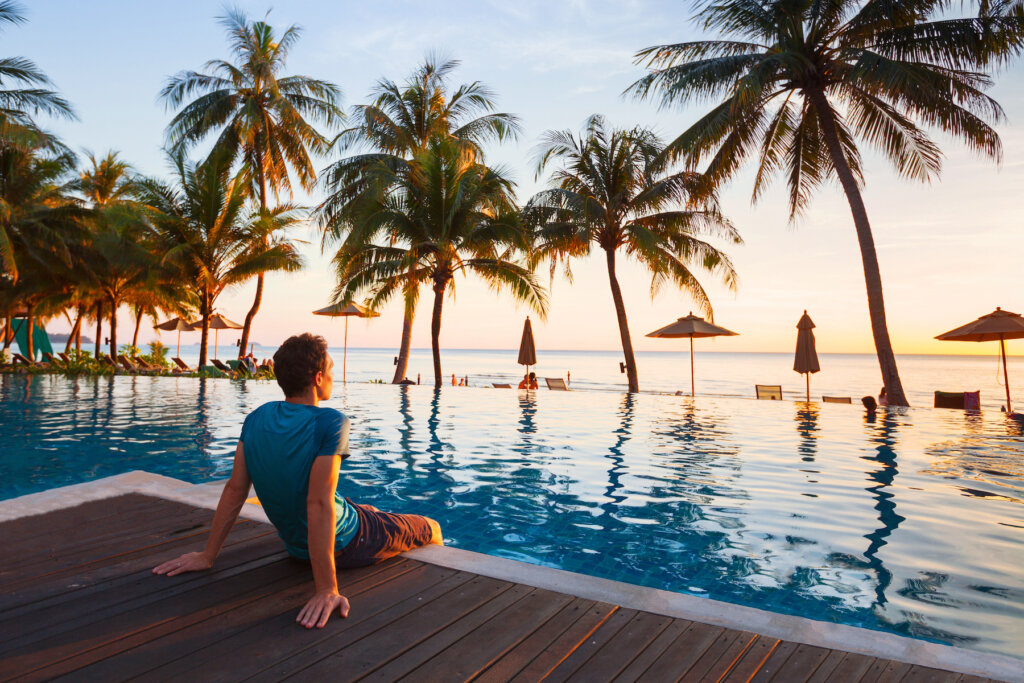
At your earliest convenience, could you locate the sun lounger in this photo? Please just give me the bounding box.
[211,359,233,374]
[42,352,59,365]
[12,352,43,368]
[822,396,852,404]
[755,384,783,400]
[58,352,71,363]
[98,354,119,370]
[172,357,193,372]
[934,390,981,410]
[200,364,229,378]
[492,383,512,388]
[117,355,139,372]
[545,377,569,391]
[133,356,159,371]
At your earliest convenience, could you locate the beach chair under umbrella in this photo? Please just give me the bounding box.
[154,317,196,358]
[312,301,380,383]
[191,313,242,361]
[518,317,537,389]
[794,310,821,402]
[936,307,1024,414]
[646,312,738,397]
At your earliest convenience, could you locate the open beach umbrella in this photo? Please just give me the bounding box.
[794,311,821,402]
[936,307,1024,414]
[312,301,380,383]
[191,313,242,360]
[154,317,196,357]
[646,312,738,397]
[517,317,537,388]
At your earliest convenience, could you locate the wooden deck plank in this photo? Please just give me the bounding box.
[475,599,612,683]
[900,665,966,682]
[812,652,877,682]
[720,635,781,682]
[370,586,572,681]
[749,642,817,682]
[0,494,182,546]
[610,619,696,682]
[861,658,915,683]
[566,611,676,681]
[54,560,415,682]
[636,621,728,682]
[805,650,849,682]
[678,629,757,682]
[542,607,639,682]
[145,564,466,682]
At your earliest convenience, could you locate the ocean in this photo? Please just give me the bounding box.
[169,345,1022,412]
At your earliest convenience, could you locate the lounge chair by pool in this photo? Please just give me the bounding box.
[545,377,569,391]
[756,384,783,400]
[823,396,852,404]
[211,359,234,375]
[492,383,512,388]
[934,390,981,410]
[58,352,71,363]
[172,357,192,372]
[12,352,44,368]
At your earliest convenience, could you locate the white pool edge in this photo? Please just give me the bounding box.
[2,472,1020,683]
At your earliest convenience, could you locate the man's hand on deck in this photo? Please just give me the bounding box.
[297,589,350,629]
[152,551,213,576]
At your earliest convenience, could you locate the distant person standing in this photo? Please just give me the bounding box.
[878,387,888,407]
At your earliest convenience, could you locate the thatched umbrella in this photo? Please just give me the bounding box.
[936,307,1024,414]
[312,301,380,383]
[191,313,242,360]
[646,312,738,397]
[794,311,821,402]
[154,317,196,357]
[517,317,537,388]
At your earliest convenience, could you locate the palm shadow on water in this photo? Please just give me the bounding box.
[860,408,905,610]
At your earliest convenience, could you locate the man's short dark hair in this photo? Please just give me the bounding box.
[273,333,330,397]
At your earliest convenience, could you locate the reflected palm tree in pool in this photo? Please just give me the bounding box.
[862,410,906,609]
[600,393,634,519]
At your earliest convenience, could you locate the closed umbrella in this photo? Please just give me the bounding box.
[154,317,196,358]
[312,301,380,383]
[191,313,242,360]
[646,312,738,397]
[936,307,1024,414]
[517,317,537,388]
[794,310,821,402]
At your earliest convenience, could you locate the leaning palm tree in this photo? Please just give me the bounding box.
[629,0,1024,405]
[0,1,75,145]
[320,56,520,383]
[526,115,740,393]
[332,136,547,388]
[160,6,343,357]
[138,148,304,367]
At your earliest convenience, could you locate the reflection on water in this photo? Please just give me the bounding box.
[1,374,1023,659]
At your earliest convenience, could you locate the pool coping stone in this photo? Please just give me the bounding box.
[1,471,1020,683]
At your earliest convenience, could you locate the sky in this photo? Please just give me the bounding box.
[11,0,1024,357]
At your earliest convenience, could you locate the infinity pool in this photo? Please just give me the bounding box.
[2,374,1022,659]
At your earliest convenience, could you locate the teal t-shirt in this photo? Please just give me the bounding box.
[241,401,360,559]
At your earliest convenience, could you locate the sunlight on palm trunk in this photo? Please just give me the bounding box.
[605,249,639,393]
[392,310,414,384]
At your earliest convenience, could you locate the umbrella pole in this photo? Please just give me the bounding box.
[214,330,219,360]
[1001,337,1012,413]
[343,317,349,384]
[176,330,181,358]
[806,373,810,403]
[690,336,695,397]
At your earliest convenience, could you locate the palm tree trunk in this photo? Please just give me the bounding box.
[430,279,446,388]
[3,313,11,350]
[238,152,268,360]
[809,89,909,406]
[132,304,143,348]
[66,309,82,353]
[392,309,415,384]
[199,291,211,368]
[605,248,639,393]
[109,297,118,359]
[75,311,82,353]
[25,304,34,361]
[94,301,103,358]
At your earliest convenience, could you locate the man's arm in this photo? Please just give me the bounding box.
[296,454,350,628]
[153,441,251,576]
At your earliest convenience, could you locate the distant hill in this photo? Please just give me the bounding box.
[49,333,93,344]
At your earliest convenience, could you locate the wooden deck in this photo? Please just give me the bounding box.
[0,494,1000,682]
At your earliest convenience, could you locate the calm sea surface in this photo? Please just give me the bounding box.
[177,345,1023,411]
[1,371,1022,659]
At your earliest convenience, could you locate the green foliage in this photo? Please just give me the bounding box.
[143,340,170,368]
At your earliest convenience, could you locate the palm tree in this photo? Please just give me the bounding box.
[332,136,547,388]
[527,115,740,393]
[320,56,520,383]
[160,7,342,357]
[137,148,303,367]
[629,0,1024,405]
[0,1,75,144]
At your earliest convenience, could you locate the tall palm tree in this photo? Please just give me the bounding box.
[320,56,520,383]
[527,115,740,393]
[332,136,547,388]
[0,1,75,144]
[629,0,1024,405]
[160,6,343,357]
[137,149,303,367]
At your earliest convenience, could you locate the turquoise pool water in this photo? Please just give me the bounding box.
[2,374,1022,659]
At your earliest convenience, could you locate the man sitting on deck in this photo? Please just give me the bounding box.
[153,333,443,629]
